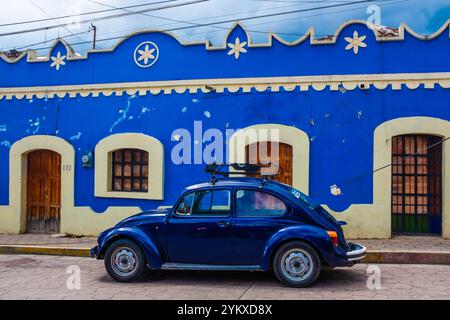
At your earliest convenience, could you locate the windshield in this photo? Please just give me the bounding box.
[290,188,318,210]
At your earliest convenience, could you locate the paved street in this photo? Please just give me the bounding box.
[0,254,450,300]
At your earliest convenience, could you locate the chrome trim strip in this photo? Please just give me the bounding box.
[161,263,262,271]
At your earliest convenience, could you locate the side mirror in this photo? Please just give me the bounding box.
[338,221,347,226]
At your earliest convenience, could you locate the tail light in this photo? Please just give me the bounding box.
[327,231,339,247]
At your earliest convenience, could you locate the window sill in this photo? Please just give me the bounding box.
[95,190,163,200]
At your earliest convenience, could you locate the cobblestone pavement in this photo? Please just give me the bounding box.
[0,254,449,300]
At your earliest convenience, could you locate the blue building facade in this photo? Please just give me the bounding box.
[0,21,449,238]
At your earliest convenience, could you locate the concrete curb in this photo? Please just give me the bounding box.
[363,251,450,265]
[1,245,450,265]
[0,245,90,257]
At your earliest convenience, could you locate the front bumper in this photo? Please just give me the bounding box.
[90,246,98,258]
[346,242,366,262]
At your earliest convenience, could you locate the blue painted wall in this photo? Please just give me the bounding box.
[0,22,449,214]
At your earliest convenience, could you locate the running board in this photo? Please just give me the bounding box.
[161,263,262,271]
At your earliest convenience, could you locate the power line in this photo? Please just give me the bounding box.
[28,0,87,44]
[0,0,178,28]
[0,0,211,37]
[251,0,363,3]
[88,0,307,32]
[93,0,406,40]
[7,0,311,50]
[12,0,397,51]
[174,0,408,39]
[86,0,309,37]
[8,0,405,52]
[11,30,91,51]
[310,137,450,198]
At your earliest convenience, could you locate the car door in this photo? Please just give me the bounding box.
[232,188,291,265]
[167,188,234,265]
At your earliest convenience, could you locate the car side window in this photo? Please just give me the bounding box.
[176,192,195,215]
[176,189,231,216]
[235,189,287,217]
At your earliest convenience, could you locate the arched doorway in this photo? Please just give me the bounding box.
[26,150,61,233]
[245,142,293,185]
[391,134,443,235]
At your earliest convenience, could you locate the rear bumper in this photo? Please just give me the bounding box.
[346,242,366,262]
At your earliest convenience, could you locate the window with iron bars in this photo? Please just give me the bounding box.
[112,149,148,192]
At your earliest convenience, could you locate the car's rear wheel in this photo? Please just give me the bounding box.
[104,239,147,282]
[273,241,321,288]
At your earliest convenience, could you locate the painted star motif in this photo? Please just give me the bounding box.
[345,31,367,55]
[137,44,156,65]
[50,51,66,71]
[227,37,247,60]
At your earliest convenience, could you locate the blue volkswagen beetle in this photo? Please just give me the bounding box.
[91,164,366,288]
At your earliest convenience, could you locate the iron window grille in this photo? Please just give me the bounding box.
[391,135,442,235]
[112,148,148,192]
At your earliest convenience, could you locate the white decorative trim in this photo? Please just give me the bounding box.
[1,72,450,100]
[227,37,247,60]
[344,31,367,55]
[50,51,66,71]
[1,20,449,64]
[133,41,159,68]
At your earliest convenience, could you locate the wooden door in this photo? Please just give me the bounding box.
[392,135,442,235]
[26,150,61,233]
[245,142,293,185]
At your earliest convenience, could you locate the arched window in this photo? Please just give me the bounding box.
[228,123,309,194]
[95,133,164,200]
[391,134,443,235]
[245,142,293,186]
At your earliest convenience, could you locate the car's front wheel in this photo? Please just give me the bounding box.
[104,239,147,282]
[273,241,321,288]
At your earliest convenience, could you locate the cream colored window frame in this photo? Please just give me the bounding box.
[95,133,164,200]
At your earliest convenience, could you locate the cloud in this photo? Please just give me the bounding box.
[0,0,448,55]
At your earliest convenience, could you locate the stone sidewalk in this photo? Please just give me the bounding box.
[359,236,450,253]
[1,233,450,251]
[0,234,97,248]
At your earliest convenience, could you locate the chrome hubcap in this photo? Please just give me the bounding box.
[281,249,313,282]
[111,247,138,277]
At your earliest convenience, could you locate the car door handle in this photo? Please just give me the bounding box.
[217,221,230,228]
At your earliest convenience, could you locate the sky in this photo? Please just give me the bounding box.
[0,0,449,55]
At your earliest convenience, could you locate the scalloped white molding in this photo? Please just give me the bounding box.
[1,72,450,100]
[1,20,449,64]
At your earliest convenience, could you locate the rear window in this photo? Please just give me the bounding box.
[290,188,318,210]
[236,189,286,217]
[291,188,338,224]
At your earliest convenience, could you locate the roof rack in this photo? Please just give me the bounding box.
[205,163,283,184]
